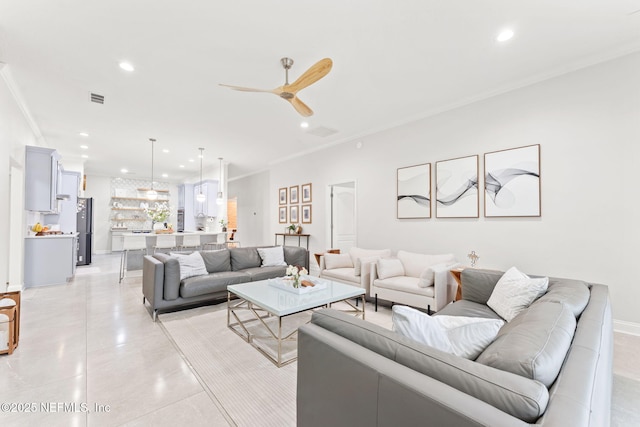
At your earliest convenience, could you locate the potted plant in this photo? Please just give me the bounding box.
[287,223,297,234]
[219,219,228,232]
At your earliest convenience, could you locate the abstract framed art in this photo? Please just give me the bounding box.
[397,163,431,219]
[290,205,299,223]
[301,183,312,203]
[289,185,299,204]
[301,204,312,224]
[279,187,287,205]
[278,206,287,223]
[435,155,479,218]
[484,144,541,217]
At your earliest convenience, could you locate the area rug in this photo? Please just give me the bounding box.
[159,302,392,426]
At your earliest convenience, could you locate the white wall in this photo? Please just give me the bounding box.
[85,175,111,254]
[262,52,640,323]
[0,66,39,291]
[228,170,271,248]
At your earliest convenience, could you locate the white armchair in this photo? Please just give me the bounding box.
[319,247,391,295]
[370,250,458,314]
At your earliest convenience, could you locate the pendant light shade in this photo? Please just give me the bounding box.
[216,157,224,205]
[147,138,158,200]
[196,148,206,203]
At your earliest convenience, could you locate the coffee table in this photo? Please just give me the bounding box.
[227,278,365,367]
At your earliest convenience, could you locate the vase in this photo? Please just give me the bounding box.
[293,276,300,288]
[153,222,164,231]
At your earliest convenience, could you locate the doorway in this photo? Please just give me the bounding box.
[328,181,357,253]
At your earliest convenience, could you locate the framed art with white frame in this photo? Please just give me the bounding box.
[289,185,299,204]
[484,144,541,217]
[290,205,299,223]
[397,163,431,219]
[435,155,479,218]
[279,187,287,205]
[278,206,287,223]
[301,204,312,224]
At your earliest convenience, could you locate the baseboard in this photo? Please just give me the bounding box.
[6,283,23,292]
[613,319,640,336]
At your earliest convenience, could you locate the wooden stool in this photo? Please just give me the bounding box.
[0,291,20,355]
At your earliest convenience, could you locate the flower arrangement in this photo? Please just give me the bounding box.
[145,201,171,223]
[286,264,308,288]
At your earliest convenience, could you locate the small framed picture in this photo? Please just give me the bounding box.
[279,188,287,205]
[289,185,299,204]
[302,204,312,224]
[278,206,287,223]
[301,183,312,203]
[290,205,299,223]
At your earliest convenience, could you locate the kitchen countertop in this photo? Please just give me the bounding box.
[120,231,224,236]
[25,232,78,239]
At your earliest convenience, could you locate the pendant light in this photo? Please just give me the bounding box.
[216,157,224,205]
[147,138,158,200]
[196,148,206,203]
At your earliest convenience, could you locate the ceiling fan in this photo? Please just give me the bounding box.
[220,57,333,117]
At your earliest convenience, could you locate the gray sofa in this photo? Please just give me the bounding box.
[297,268,612,426]
[142,246,308,320]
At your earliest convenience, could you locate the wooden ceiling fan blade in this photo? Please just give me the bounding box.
[219,84,276,93]
[287,58,333,93]
[287,96,314,117]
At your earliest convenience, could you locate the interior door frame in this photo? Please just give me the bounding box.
[325,180,357,251]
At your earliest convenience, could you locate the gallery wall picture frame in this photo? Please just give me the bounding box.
[278,206,287,223]
[484,144,541,217]
[435,155,479,218]
[397,163,431,219]
[302,204,312,224]
[301,183,312,203]
[279,187,287,205]
[289,185,299,204]
[290,205,299,223]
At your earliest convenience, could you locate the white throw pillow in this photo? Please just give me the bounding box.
[323,253,353,270]
[376,258,405,279]
[257,246,287,267]
[170,251,208,281]
[436,315,505,359]
[487,266,549,322]
[391,306,453,354]
[397,251,456,278]
[349,247,392,276]
[417,262,455,288]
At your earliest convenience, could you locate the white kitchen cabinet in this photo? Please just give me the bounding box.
[24,235,76,287]
[111,231,125,252]
[193,180,219,217]
[25,145,62,213]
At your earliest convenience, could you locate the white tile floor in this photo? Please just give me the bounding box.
[1,253,639,426]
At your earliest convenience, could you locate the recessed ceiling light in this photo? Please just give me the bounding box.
[496,29,514,42]
[179,164,185,168]
[119,62,135,72]
[120,168,128,174]
[80,145,89,149]
[300,121,309,128]
[162,149,169,153]
[189,159,195,162]
[81,154,88,159]
[161,173,168,178]
[79,132,89,137]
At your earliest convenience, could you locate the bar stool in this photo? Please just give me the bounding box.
[0,291,20,355]
[119,235,148,283]
[153,234,177,254]
[203,232,227,250]
[179,234,201,251]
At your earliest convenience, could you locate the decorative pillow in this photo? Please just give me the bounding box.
[257,246,287,267]
[170,252,208,281]
[487,267,549,322]
[417,262,455,288]
[349,248,392,276]
[436,315,505,359]
[391,305,453,354]
[376,258,405,279]
[323,253,353,270]
[355,255,382,276]
[397,251,456,278]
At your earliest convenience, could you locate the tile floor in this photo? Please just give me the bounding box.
[1,253,639,426]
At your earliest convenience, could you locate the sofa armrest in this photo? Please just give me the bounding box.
[433,263,459,311]
[143,255,165,310]
[360,260,375,293]
[318,255,326,272]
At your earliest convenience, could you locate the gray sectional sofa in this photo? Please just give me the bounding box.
[297,268,612,426]
[142,246,308,320]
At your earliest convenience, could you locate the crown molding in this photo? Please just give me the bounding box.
[0,63,44,142]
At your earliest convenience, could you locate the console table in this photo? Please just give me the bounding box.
[274,233,310,250]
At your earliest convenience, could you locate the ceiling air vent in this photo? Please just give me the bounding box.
[89,92,105,104]
[306,126,338,138]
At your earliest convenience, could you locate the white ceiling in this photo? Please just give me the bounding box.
[1,1,639,182]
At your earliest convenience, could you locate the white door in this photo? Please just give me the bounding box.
[330,182,356,252]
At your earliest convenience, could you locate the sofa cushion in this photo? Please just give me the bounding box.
[374,276,434,297]
[257,246,287,267]
[436,299,503,320]
[311,309,549,422]
[321,267,359,285]
[397,251,455,278]
[180,271,249,298]
[283,246,308,269]
[476,301,576,387]
[170,251,208,280]
[242,266,287,282]
[349,247,391,276]
[460,268,503,304]
[324,253,353,270]
[487,267,549,322]
[230,247,262,271]
[536,277,590,317]
[376,258,405,279]
[199,250,231,273]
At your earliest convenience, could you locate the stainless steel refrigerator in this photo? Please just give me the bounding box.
[77,197,93,265]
